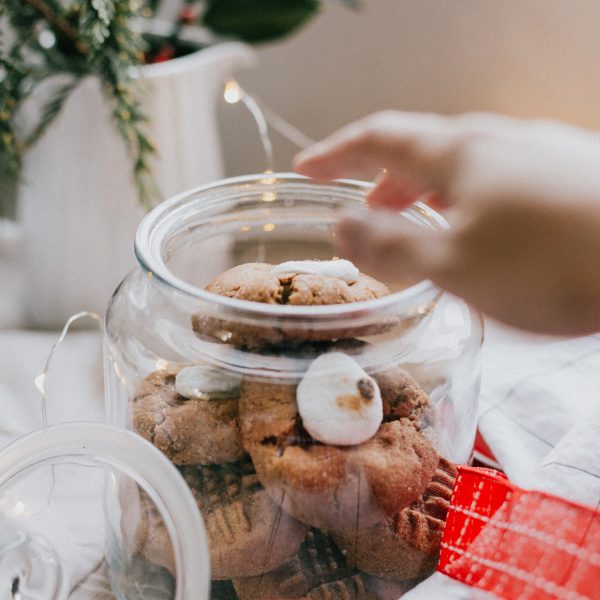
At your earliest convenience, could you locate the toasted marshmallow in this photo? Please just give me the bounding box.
[297,352,382,445]
[271,259,359,283]
[175,366,241,400]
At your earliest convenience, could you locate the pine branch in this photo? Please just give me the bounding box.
[79,0,116,49]
[24,78,81,149]
[2,0,158,209]
[21,0,90,55]
[109,77,159,211]
[0,53,27,180]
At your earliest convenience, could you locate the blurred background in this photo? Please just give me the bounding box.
[4,0,600,329]
[220,0,600,174]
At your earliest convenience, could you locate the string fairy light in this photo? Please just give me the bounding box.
[223,79,316,172]
[34,311,103,428]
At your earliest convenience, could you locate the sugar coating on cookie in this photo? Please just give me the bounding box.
[132,370,244,465]
[175,365,241,400]
[271,259,359,283]
[297,352,383,445]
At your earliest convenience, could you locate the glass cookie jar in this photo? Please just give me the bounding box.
[104,173,483,599]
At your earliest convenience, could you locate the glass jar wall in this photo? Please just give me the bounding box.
[104,174,483,599]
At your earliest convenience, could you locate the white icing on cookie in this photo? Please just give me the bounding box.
[271,259,359,283]
[297,352,383,446]
[175,366,241,400]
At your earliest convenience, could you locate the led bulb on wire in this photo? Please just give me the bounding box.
[224,80,243,104]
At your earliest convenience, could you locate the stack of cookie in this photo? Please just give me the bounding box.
[131,260,457,599]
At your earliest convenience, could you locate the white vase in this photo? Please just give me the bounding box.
[4,42,255,329]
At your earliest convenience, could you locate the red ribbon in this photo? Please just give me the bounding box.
[437,466,600,600]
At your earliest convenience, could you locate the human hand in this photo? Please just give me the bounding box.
[294,111,600,336]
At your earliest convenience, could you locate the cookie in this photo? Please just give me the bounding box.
[232,529,377,600]
[238,375,439,531]
[374,366,434,431]
[332,457,457,580]
[134,457,308,579]
[132,369,244,465]
[191,262,395,348]
[205,262,389,305]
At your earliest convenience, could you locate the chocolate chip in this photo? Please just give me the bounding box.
[260,418,321,456]
[357,378,375,402]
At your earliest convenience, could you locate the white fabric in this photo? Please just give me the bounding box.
[1,320,600,598]
[0,330,106,597]
[405,320,600,600]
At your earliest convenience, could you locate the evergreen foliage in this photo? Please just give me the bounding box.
[0,0,357,209]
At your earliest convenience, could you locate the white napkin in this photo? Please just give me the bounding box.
[405,320,600,599]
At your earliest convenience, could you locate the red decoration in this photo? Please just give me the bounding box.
[438,466,600,599]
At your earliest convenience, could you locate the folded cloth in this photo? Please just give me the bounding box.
[405,320,600,599]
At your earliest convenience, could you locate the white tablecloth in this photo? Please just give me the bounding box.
[1,320,599,598]
[406,323,600,600]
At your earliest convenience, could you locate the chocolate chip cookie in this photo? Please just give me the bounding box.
[238,373,439,531]
[191,262,395,347]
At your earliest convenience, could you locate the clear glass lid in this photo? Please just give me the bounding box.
[0,422,210,600]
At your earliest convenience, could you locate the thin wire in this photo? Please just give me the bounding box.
[238,90,275,172]
[34,310,103,428]
[229,80,316,172]
[258,101,316,150]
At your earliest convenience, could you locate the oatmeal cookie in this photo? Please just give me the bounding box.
[132,369,244,465]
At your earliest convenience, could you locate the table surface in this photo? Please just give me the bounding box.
[2,321,600,599]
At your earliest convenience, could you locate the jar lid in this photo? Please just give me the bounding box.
[0,422,210,599]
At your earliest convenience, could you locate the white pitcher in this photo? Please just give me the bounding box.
[1,41,255,329]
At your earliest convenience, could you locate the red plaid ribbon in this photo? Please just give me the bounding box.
[437,466,600,600]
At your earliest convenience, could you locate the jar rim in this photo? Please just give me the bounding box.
[134,172,449,321]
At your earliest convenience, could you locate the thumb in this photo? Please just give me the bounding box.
[333,211,451,285]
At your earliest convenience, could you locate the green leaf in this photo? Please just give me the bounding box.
[202,0,320,43]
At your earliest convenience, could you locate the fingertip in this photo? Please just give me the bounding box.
[420,191,450,211]
[365,176,420,211]
[293,156,336,180]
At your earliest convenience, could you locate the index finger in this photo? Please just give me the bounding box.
[293,111,451,188]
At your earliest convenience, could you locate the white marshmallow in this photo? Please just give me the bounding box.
[271,259,359,283]
[175,366,241,400]
[297,352,383,446]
